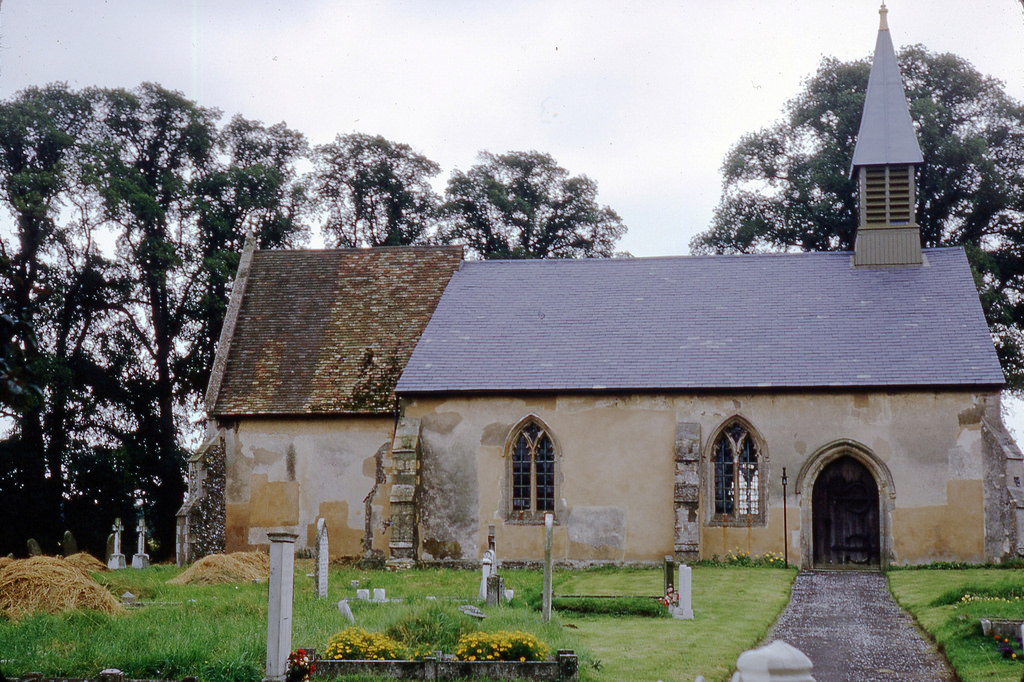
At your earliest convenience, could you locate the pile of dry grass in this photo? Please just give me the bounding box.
[0,556,122,620]
[0,556,13,570]
[64,552,108,573]
[168,551,270,585]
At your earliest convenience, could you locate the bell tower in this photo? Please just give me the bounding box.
[851,4,923,267]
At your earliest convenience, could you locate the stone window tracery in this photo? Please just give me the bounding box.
[506,419,557,523]
[710,419,765,525]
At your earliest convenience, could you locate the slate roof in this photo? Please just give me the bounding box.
[850,8,923,169]
[396,248,1004,393]
[210,245,462,416]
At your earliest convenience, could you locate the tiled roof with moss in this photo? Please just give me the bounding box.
[210,245,462,416]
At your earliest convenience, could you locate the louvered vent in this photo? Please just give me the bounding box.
[861,166,914,225]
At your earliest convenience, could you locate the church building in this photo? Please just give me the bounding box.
[177,6,1024,568]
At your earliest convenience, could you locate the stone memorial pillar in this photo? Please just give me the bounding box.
[265,532,298,682]
[674,563,694,619]
[107,518,126,570]
[132,519,150,569]
[314,518,329,599]
[542,513,553,622]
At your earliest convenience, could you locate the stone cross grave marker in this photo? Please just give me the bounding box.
[314,518,328,599]
[131,518,150,569]
[107,518,126,570]
[62,530,78,557]
[26,538,42,556]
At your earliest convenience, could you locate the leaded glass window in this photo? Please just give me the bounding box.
[711,421,763,523]
[507,420,557,521]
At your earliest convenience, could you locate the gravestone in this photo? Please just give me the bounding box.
[337,599,355,623]
[107,518,126,570]
[131,518,150,569]
[486,574,504,607]
[356,589,370,601]
[731,640,813,682]
[478,549,495,600]
[314,518,329,599]
[372,588,386,602]
[542,513,553,622]
[663,555,675,594]
[26,538,42,556]
[672,563,694,620]
[105,533,115,563]
[62,530,79,557]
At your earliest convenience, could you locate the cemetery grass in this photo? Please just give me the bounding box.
[889,568,1024,681]
[0,563,797,682]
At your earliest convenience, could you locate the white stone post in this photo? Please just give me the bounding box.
[265,532,298,682]
[674,563,694,619]
[542,512,553,622]
[731,640,814,682]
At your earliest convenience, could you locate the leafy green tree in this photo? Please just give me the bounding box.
[691,46,1024,388]
[313,133,440,247]
[443,150,626,259]
[184,114,310,401]
[0,84,95,552]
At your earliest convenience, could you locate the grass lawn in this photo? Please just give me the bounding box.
[556,566,796,681]
[889,568,1024,682]
[0,561,796,682]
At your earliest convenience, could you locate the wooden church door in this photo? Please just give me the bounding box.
[812,456,880,567]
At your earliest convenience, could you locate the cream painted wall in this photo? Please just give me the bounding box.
[405,389,1000,566]
[219,416,394,557]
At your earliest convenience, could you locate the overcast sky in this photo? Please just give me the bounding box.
[2,0,1021,257]
[4,1,1024,432]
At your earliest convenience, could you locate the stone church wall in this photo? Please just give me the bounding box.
[217,416,394,558]
[403,389,1005,567]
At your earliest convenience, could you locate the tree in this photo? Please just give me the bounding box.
[312,133,440,247]
[0,84,96,552]
[691,46,1024,388]
[443,150,626,259]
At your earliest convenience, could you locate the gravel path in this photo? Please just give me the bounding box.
[766,571,955,681]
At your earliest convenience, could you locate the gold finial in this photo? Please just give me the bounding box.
[879,2,889,30]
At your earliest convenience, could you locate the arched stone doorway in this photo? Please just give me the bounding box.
[796,440,895,569]
[812,457,879,566]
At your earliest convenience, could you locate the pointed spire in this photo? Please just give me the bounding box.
[850,4,922,169]
[852,4,923,267]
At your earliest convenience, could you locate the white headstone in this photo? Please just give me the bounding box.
[732,641,814,682]
[265,532,298,682]
[131,518,150,569]
[372,588,386,602]
[314,518,329,599]
[479,549,495,600]
[672,563,694,619]
[356,589,370,601]
[337,599,354,623]
[107,518,126,570]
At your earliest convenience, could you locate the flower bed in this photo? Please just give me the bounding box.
[310,650,578,681]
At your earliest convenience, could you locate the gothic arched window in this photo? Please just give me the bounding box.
[507,418,558,522]
[710,420,765,525]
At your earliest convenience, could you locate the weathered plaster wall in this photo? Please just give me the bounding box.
[404,389,1003,566]
[220,416,393,557]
